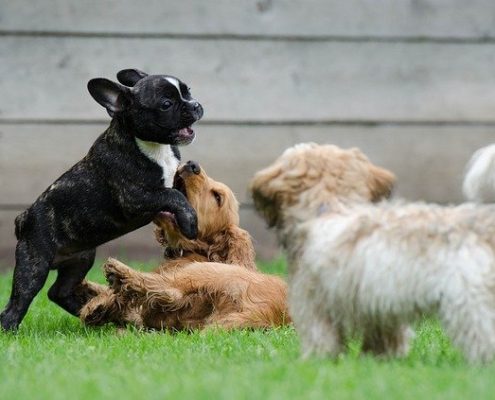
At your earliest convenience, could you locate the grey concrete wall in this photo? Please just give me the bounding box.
[1,1,495,267]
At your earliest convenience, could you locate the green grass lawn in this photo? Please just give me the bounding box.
[0,258,494,400]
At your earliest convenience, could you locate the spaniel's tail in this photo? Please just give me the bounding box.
[463,144,495,203]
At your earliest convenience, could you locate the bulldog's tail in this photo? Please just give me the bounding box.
[463,144,495,203]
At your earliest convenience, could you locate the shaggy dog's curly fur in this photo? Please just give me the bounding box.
[250,143,495,363]
[80,162,289,330]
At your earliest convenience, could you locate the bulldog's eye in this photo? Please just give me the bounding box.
[212,190,223,207]
[160,100,173,110]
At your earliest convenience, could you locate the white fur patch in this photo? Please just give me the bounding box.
[135,138,179,187]
[164,77,195,103]
[283,142,318,156]
[463,144,495,203]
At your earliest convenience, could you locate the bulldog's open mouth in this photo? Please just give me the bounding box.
[176,127,195,144]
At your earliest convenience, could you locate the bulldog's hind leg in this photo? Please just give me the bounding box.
[48,249,96,316]
[0,240,53,331]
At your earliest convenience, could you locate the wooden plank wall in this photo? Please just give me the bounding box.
[2,0,495,268]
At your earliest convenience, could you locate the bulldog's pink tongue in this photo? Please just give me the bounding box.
[179,127,193,136]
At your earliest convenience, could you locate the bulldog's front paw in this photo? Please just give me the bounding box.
[175,208,198,240]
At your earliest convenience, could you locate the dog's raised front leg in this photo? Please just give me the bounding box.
[117,186,198,239]
[148,189,198,240]
[0,240,53,331]
[289,271,344,359]
[48,249,96,316]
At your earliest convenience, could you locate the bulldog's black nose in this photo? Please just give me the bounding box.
[186,160,201,175]
[193,102,204,120]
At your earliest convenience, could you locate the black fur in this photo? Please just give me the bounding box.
[0,69,204,331]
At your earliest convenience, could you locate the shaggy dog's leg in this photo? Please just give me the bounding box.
[297,316,343,359]
[47,249,96,316]
[362,325,413,357]
[440,296,495,363]
[429,250,495,364]
[0,240,52,331]
[289,273,343,358]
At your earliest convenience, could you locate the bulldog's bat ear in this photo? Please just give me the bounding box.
[116,68,148,87]
[87,78,129,117]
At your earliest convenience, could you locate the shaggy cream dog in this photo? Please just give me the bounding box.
[250,143,495,363]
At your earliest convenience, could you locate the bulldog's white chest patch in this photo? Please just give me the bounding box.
[136,139,179,187]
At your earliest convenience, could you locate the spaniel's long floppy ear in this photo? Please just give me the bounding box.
[368,164,396,202]
[208,225,257,270]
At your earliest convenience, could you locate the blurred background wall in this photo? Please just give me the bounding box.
[1,0,495,268]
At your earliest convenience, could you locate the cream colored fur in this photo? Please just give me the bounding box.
[463,144,495,203]
[250,143,495,363]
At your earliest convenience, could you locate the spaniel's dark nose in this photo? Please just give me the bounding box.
[186,160,201,175]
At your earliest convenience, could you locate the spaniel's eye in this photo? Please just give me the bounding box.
[212,190,222,207]
[160,100,173,111]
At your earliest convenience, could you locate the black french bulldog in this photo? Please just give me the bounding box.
[0,68,203,331]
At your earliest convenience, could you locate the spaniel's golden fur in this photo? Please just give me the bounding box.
[80,163,289,330]
[153,162,256,271]
[250,143,495,363]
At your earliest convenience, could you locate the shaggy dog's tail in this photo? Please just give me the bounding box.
[463,144,495,203]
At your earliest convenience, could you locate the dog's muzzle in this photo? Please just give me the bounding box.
[184,160,201,175]
[191,101,204,121]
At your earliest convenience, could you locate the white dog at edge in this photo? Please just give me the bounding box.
[250,143,495,363]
